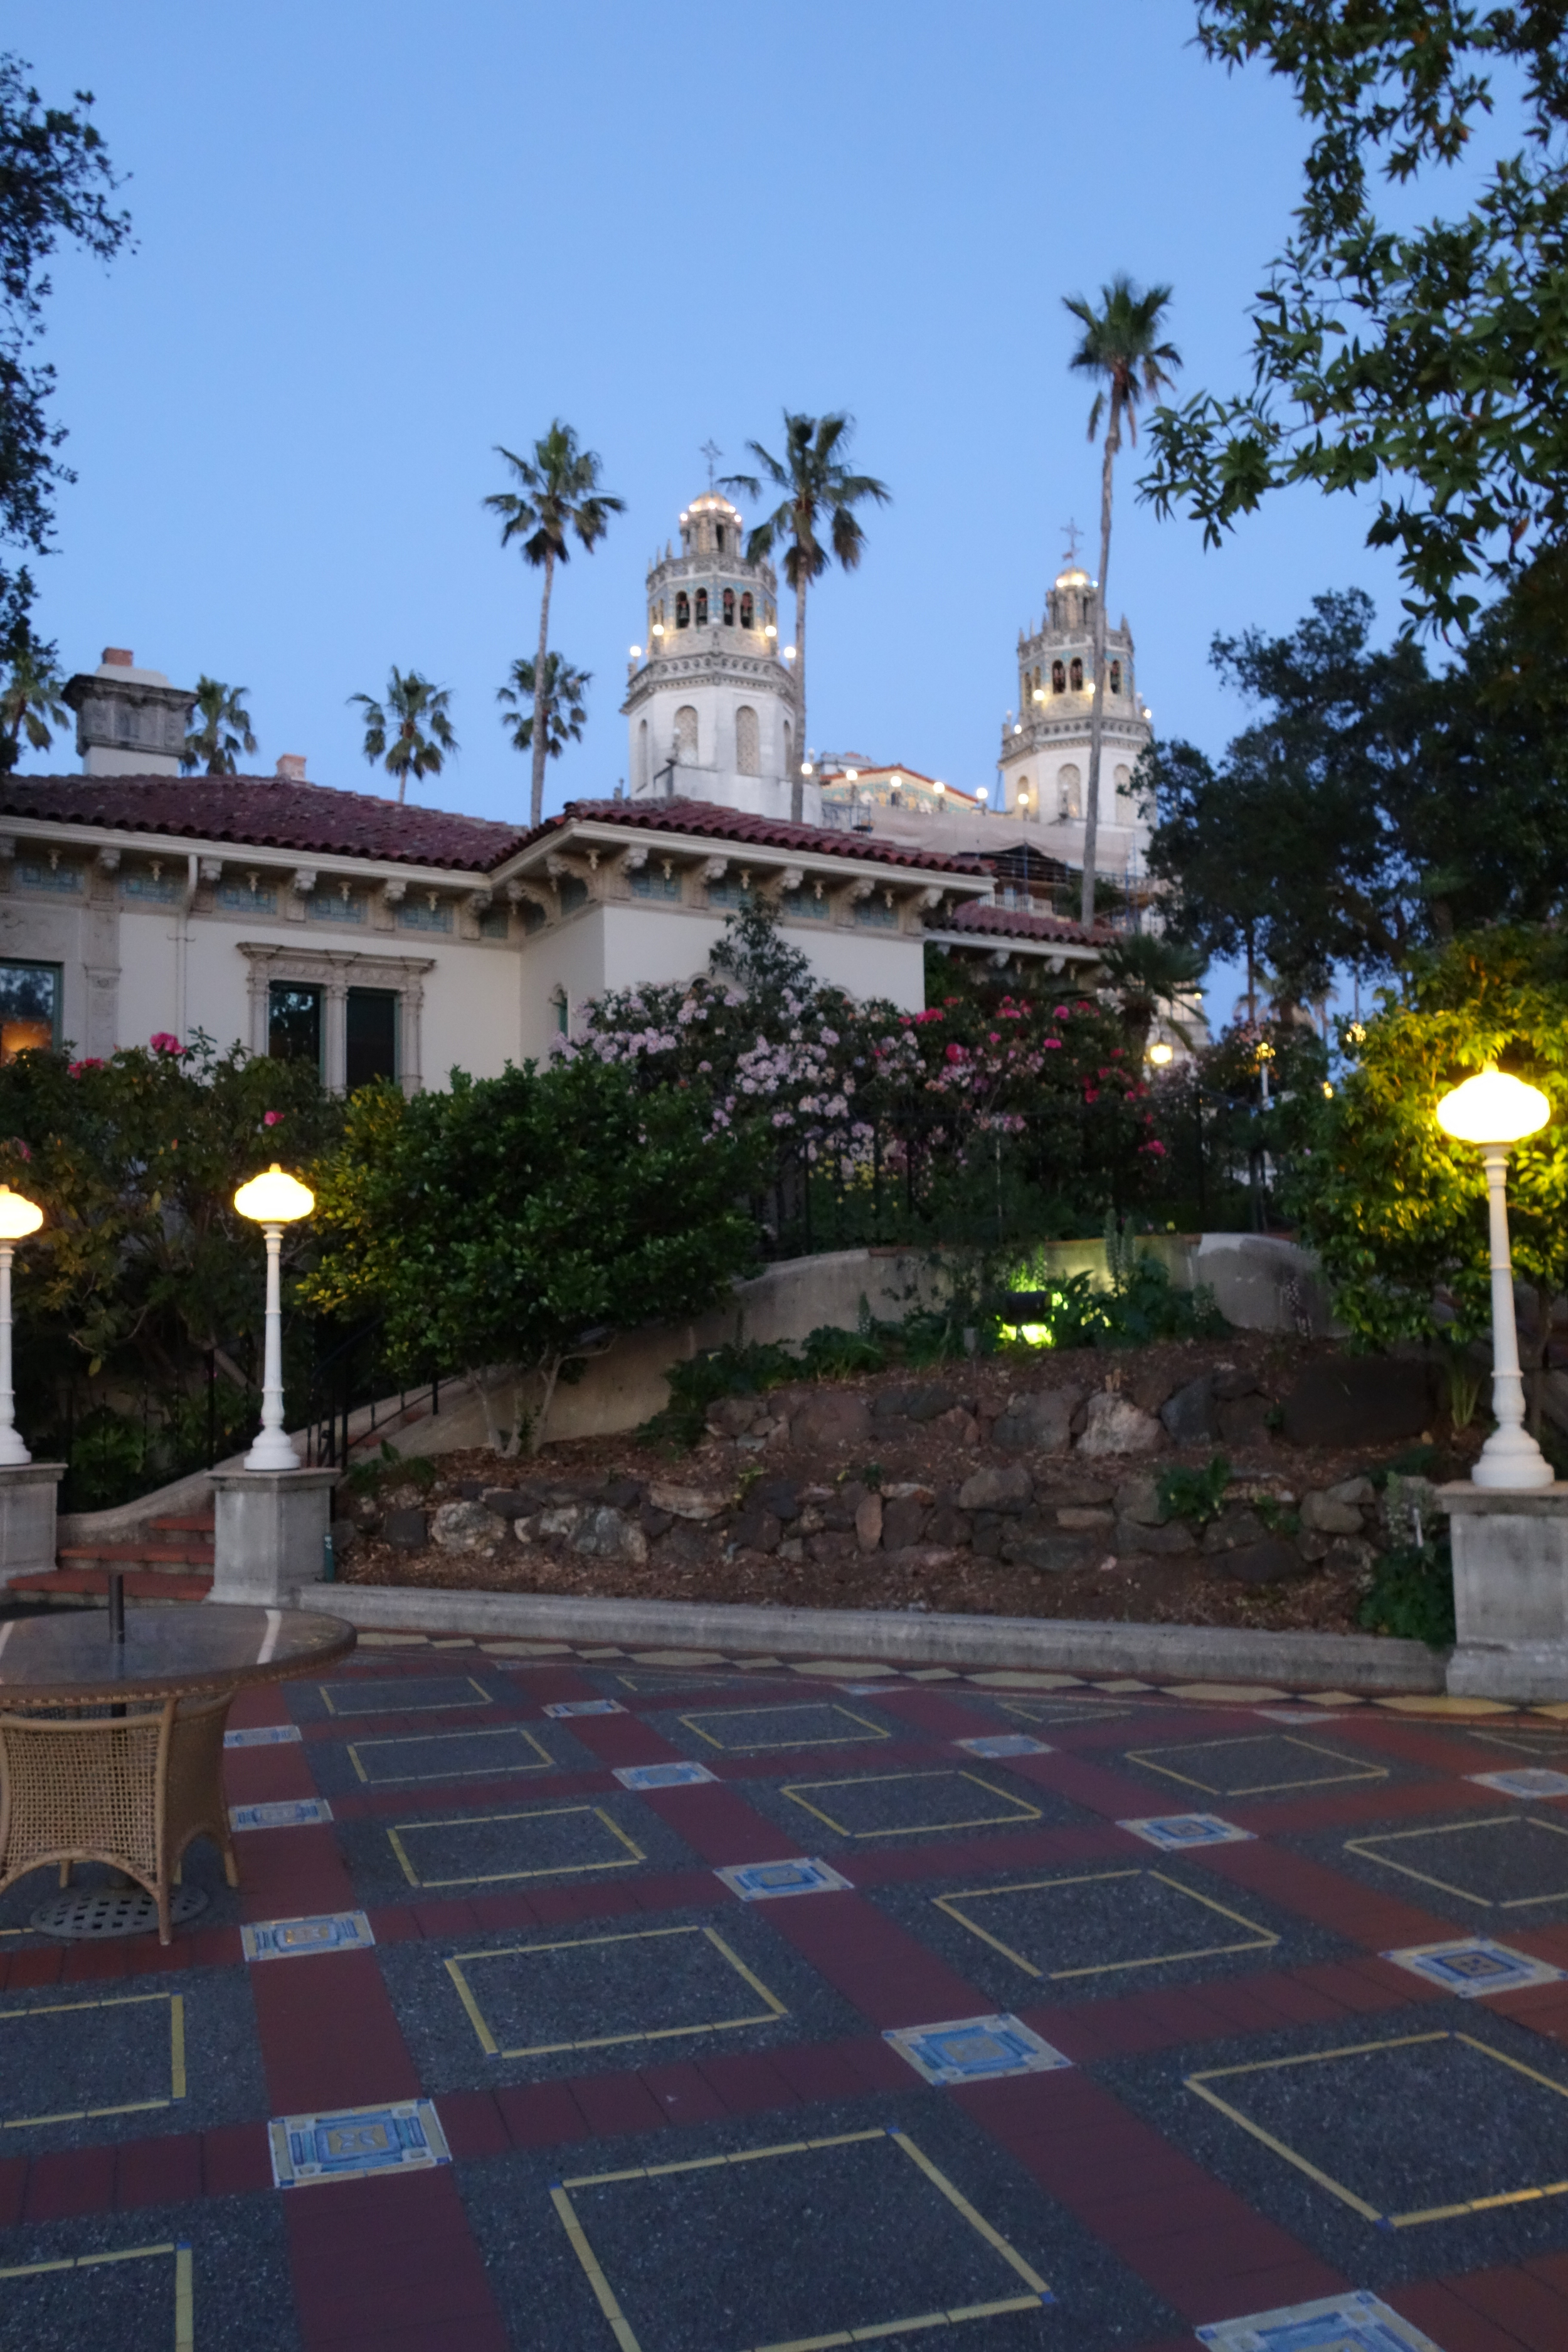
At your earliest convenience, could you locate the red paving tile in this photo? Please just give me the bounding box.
[22,2144,115,2222]
[1446,2265,1568,2348]
[761,1888,989,2027]
[633,1781,799,1863]
[285,2168,507,2348]
[114,2129,204,2208]
[1387,2277,1547,2351]
[251,1947,421,2113]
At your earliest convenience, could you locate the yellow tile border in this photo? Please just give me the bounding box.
[1125,1734,1388,1799]
[320,1673,493,1716]
[780,1770,1042,1840]
[348,1724,553,1786]
[1343,1811,1568,1909]
[0,1992,184,2129]
[1374,1695,1515,1717]
[934,1867,1278,1981]
[0,2240,192,2348]
[1187,2029,1568,2226]
[681,1703,891,1754]
[445,1922,787,2058]
[386,1803,645,1889]
[550,2126,1049,2351]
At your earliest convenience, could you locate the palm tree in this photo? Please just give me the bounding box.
[349,668,457,805]
[484,422,624,827]
[0,640,67,775]
[1063,277,1180,928]
[497,653,590,766]
[724,413,890,823]
[181,676,257,775]
[1098,931,1206,1061]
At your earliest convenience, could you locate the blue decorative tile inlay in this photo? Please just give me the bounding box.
[543,1699,625,1719]
[242,1911,376,1961]
[1468,1767,1568,1799]
[714,1857,852,1900]
[228,1798,333,1831]
[1118,1812,1254,1850]
[884,2012,1071,2088]
[612,1761,718,1789]
[269,2098,450,2187]
[225,1723,303,1749]
[1381,1936,1567,1998]
[1197,2288,1442,2349]
[955,1734,1052,1759]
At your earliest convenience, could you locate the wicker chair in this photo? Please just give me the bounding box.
[0,1692,241,1944]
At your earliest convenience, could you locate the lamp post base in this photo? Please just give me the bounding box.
[1472,1426,1555,1490]
[210,1467,336,1606]
[1444,1481,1568,1699]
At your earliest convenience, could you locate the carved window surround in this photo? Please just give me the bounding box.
[238,942,435,1095]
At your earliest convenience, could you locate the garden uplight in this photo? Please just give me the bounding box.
[0,1186,43,1467]
[1434,1070,1554,1490]
[234,1163,314,1471]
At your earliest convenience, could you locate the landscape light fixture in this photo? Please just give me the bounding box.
[233,1163,315,1472]
[1147,1041,1173,1067]
[1436,1069,1554,1489]
[0,1184,43,1466]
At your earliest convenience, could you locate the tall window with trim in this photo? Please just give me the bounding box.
[268,983,322,1068]
[1109,659,1122,694]
[735,705,760,775]
[0,961,60,1060]
[346,990,398,1091]
[722,588,735,626]
[739,592,753,628]
[675,591,690,628]
[1069,657,1084,691]
[694,588,709,626]
[1051,660,1066,693]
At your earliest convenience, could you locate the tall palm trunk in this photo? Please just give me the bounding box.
[530,549,555,829]
[792,575,808,824]
[1081,403,1120,930]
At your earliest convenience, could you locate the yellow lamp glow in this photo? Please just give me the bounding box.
[628,644,642,658]
[1147,1041,1173,1067]
[234,1163,315,1224]
[0,1185,43,1240]
[1436,1069,1550,1146]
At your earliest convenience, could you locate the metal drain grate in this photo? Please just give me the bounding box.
[30,1884,209,1940]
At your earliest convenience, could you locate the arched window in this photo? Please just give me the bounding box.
[1069,656,1084,691]
[716,524,726,553]
[695,588,709,626]
[1057,763,1081,818]
[739,592,754,629]
[783,719,793,776]
[1051,660,1066,694]
[674,706,698,763]
[723,588,735,626]
[1033,667,1042,696]
[1110,659,1122,694]
[637,719,649,788]
[735,706,760,774]
[675,591,690,630]
[1114,763,1131,798]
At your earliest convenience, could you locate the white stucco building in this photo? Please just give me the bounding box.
[622,491,817,822]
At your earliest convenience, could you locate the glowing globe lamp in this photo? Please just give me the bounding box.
[233,1164,315,1471]
[1436,1070,1554,1489]
[1147,1041,1174,1067]
[0,1185,43,1466]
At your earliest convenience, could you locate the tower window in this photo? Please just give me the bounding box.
[675,591,690,629]
[674,706,698,763]
[1110,659,1122,694]
[1069,657,1084,691]
[735,705,760,775]
[739,591,753,628]
[1051,660,1066,694]
[695,588,709,626]
[723,588,735,626]
[716,524,726,552]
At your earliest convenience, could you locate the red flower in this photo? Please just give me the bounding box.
[149,1032,184,1056]
[263,1111,283,1126]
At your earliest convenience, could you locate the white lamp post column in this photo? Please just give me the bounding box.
[0,1241,27,1468]
[232,1163,315,1475]
[1435,1070,1554,1491]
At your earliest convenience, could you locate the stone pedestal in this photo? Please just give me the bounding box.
[210,1468,336,1606]
[0,1462,64,1588]
[1443,1481,1568,1700]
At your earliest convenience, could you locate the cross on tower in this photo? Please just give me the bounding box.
[1061,518,1083,566]
[700,439,723,490]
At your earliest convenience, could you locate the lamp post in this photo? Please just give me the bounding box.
[1436,1069,1553,1490]
[0,1185,43,1467]
[233,1163,314,1472]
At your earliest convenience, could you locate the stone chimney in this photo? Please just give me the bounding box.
[61,649,197,778]
[275,755,308,784]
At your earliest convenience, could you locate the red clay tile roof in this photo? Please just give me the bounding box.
[0,775,525,872]
[935,898,1108,948]
[541,797,991,877]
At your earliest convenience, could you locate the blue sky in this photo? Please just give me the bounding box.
[11,1,1424,1022]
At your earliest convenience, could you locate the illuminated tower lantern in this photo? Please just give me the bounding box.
[623,490,813,820]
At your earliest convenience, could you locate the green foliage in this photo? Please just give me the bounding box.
[1004,1245,1226,1351]
[181,677,257,776]
[1359,1539,1456,1648]
[497,650,589,761]
[642,1340,798,1451]
[1158,1454,1231,1527]
[798,1324,885,1379]
[349,667,457,807]
[1142,6,1568,632]
[303,1055,761,1451]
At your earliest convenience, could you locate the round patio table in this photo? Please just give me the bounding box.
[0,1603,355,1942]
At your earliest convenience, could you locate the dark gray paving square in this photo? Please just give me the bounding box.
[1121,1732,1393,1800]
[459,2095,1173,2351]
[778,1766,1051,1843]
[0,2199,299,2352]
[1342,1811,1568,1912]
[0,1966,263,2156]
[336,1787,699,1902]
[947,1693,1139,1732]
[665,1699,896,1756]
[342,1724,559,1787]
[1467,1727,1568,1762]
[300,1672,503,1721]
[597,1669,806,1696]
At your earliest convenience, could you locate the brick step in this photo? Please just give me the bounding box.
[147,1513,215,1534]
[13,1567,213,1601]
[58,1543,215,1568]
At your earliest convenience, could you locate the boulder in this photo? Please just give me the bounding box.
[990,1387,1079,1454]
[639,1505,675,1541]
[1327,1475,1376,1507]
[881,1493,928,1550]
[924,1505,973,1548]
[790,1391,874,1452]
[1325,1536,1377,1576]
[958,1463,1034,1513]
[1115,1517,1196,1555]
[1202,1508,1270,1554]
[1115,1475,1168,1527]
[872,1384,961,1422]
[882,1544,957,1577]
[1210,1537,1308,1585]
[855,1493,885,1552]
[384,1507,429,1551]
[1002,1532,1096,1574]
[1077,1393,1164,1456]
[750,1478,802,1522]
[1057,1505,1115,1531]
[430,1500,508,1553]
[707,1395,764,1437]
[649,1481,729,1522]
[329,1517,359,1554]
[481,1489,534,1520]
[1214,1364,1260,1402]
[1217,1394,1274,1446]
[733,1510,783,1554]
[1160,1373,1219,1448]
[1300,1490,1364,1536]
[1281,1357,1434,1449]
[1130,1365,1177,1414]
[570,1505,648,1565]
